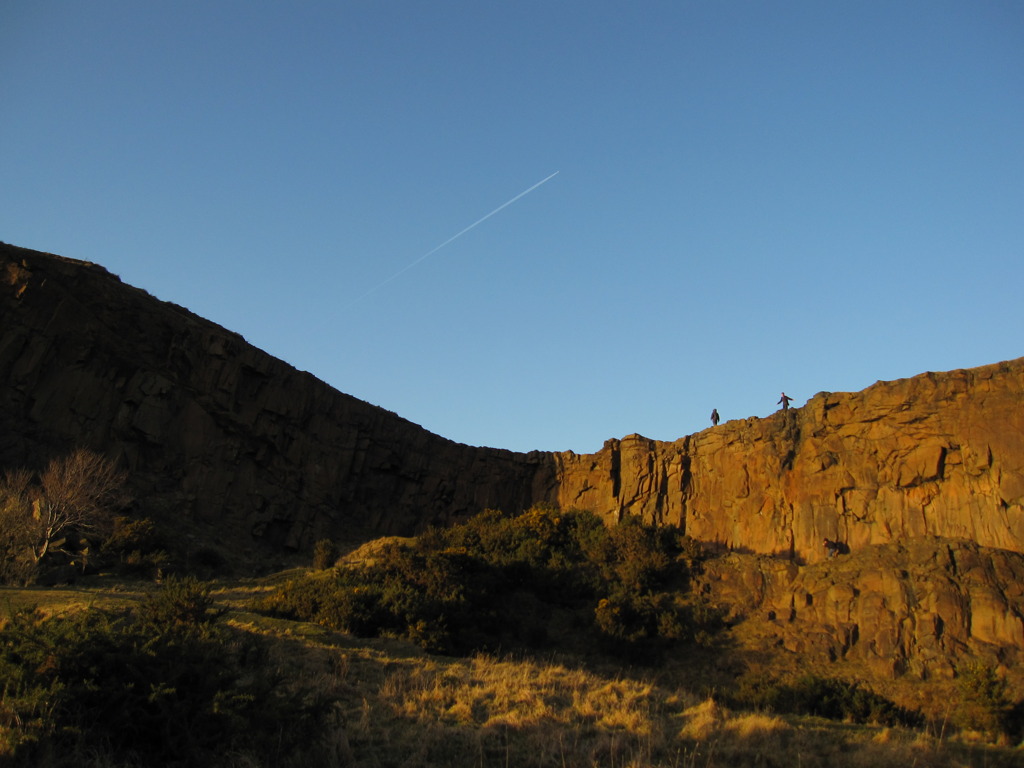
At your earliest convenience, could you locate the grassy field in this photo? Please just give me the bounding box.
[5,573,1016,768]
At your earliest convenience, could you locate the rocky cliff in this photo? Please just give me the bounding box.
[3,242,1023,693]
[553,359,1024,563]
[3,243,1023,567]
[698,538,1024,683]
[1,243,553,558]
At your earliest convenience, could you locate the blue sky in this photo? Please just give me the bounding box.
[2,1,1022,454]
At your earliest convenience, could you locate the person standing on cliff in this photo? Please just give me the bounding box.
[778,392,793,411]
[711,408,720,426]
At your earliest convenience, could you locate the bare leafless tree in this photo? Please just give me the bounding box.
[33,449,129,565]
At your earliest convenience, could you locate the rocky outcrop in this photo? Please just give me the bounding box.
[552,360,1024,563]
[697,538,1024,681]
[1,243,554,554]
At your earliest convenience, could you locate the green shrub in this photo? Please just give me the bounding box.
[731,672,920,727]
[257,570,338,619]
[0,584,337,767]
[955,662,1017,738]
[100,516,170,578]
[260,545,486,654]
[103,515,163,556]
[312,538,338,570]
[258,506,722,661]
[137,574,221,629]
[593,589,723,661]
[190,545,227,575]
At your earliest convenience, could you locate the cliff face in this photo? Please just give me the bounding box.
[1,244,553,554]
[4,243,1023,687]
[552,360,1024,563]
[3,242,1024,566]
[540,308,1024,692]
[4,243,1023,564]
[698,539,1024,683]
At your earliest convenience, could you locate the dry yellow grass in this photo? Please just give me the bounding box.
[278,635,1022,768]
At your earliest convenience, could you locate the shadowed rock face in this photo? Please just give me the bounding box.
[1,243,555,552]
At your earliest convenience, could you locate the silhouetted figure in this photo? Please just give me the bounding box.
[778,392,793,411]
[823,537,840,559]
[710,408,720,426]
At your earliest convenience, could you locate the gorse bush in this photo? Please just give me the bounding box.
[730,672,921,728]
[258,506,723,660]
[258,544,492,654]
[0,580,337,768]
[312,538,338,570]
[136,574,222,628]
[103,515,163,557]
[101,515,172,577]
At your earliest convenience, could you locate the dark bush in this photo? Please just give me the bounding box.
[0,584,336,767]
[103,515,164,556]
[731,672,921,727]
[257,506,722,661]
[100,515,170,578]
[190,545,227,575]
[258,570,338,620]
[136,574,222,629]
[312,538,338,570]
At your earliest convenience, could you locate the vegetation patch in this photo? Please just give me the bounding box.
[2,572,1023,766]
[256,506,723,660]
[954,661,1024,742]
[0,576,337,767]
[730,671,923,728]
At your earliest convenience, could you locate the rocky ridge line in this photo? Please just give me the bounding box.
[554,358,1024,563]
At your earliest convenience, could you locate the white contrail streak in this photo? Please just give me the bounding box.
[352,171,559,303]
